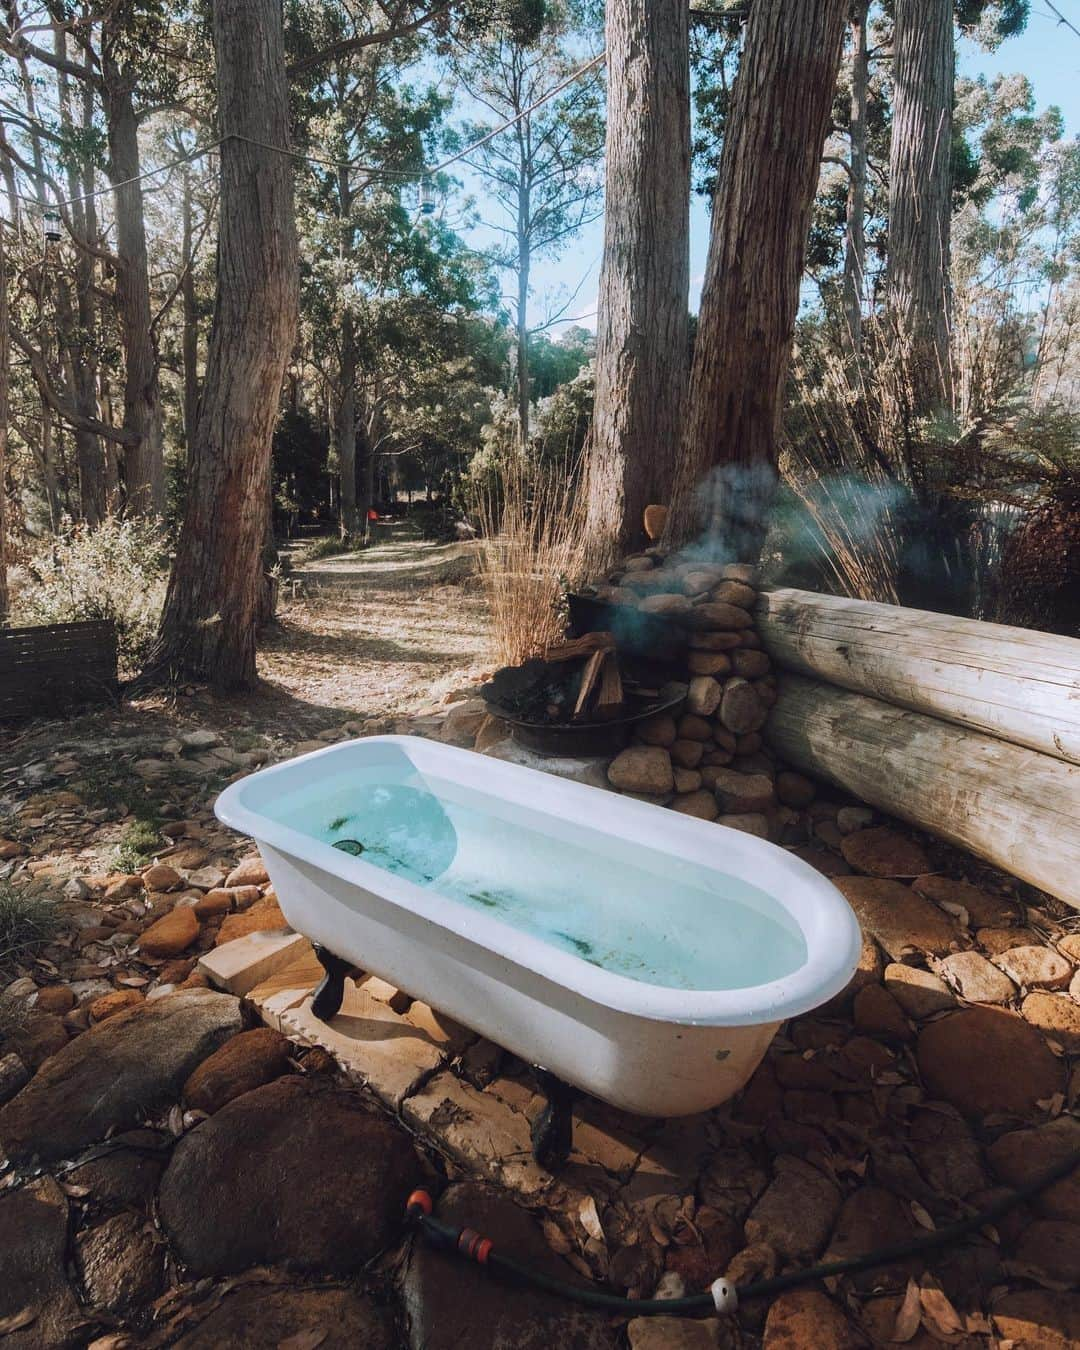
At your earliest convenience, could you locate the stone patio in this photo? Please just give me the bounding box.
[1,695,1079,1346]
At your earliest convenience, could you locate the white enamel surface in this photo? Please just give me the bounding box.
[216,735,861,1116]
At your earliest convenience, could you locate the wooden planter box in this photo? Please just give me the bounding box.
[1,620,119,722]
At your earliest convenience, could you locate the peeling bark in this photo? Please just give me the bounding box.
[585,0,689,561]
[666,0,849,553]
[154,0,298,690]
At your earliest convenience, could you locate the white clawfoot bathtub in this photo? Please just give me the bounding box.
[216,735,860,1118]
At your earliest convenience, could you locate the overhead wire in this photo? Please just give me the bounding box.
[5,47,607,213]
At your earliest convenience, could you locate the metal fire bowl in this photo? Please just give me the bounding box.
[482,689,685,757]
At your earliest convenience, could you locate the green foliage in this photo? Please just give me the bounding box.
[112,815,162,873]
[0,882,60,973]
[12,517,169,676]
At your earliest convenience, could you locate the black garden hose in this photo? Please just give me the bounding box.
[405,1142,1080,1317]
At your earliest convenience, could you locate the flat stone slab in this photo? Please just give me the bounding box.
[173,1283,399,1349]
[198,930,312,996]
[245,949,325,1029]
[158,1076,420,1275]
[402,1182,619,1350]
[279,981,443,1110]
[0,988,241,1164]
[403,1070,552,1197]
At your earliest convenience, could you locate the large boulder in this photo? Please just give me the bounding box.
[0,989,241,1163]
[158,1076,420,1275]
[173,1286,398,1350]
[0,1177,84,1348]
[917,1006,1062,1119]
[402,1182,619,1350]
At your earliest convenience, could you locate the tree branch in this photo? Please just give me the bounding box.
[9,324,139,445]
[286,3,450,77]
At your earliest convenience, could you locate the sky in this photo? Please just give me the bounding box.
[450,3,1080,337]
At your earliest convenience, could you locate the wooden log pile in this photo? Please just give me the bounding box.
[758,588,1080,910]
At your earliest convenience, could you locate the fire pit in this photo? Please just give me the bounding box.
[480,632,686,755]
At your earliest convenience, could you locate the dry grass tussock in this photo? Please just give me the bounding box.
[473,454,592,668]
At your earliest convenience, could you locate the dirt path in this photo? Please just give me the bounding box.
[257,522,492,722]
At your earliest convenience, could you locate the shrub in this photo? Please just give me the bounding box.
[0,882,60,973]
[13,517,169,675]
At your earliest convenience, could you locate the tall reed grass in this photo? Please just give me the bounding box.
[472,453,592,667]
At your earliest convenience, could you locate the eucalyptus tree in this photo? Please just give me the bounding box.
[666,0,850,551]
[585,0,689,561]
[449,0,603,448]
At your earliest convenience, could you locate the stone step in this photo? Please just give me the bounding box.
[197,931,312,996]
[278,980,443,1110]
[245,950,326,1030]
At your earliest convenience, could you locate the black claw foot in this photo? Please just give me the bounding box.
[531,1068,575,1169]
[311,944,352,1022]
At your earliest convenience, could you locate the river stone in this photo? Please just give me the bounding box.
[685,676,722,717]
[606,746,673,795]
[1021,991,1080,1052]
[992,1291,1080,1350]
[225,856,270,888]
[182,1027,292,1112]
[993,944,1073,990]
[833,877,958,961]
[76,1210,164,1318]
[912,874,1017,927]
[0,988,241,1163]
[710,769,775,814]
[917,1006,1062,1118]
[142,863,182,891]
[978,924,1041,956]
[33,985,76,1014]
[402,1182,619,1350]
[65,1129,170,1210]
[687,601,754,631]
[158,1076,418,1275]
[670,790,719,821]
[88,988,145,1022]
[0,1176,84,1348]
[718,678,765,734]
[173,1286,398,1349]
[139,905,199,958]
[686,651,732,677]
[744,1156,841,1260]
[636,713,677,747]
[883,963,955,1017]
[986,1115,1080,1221]
[839,827,930,878]
[937,950,1016,1004]
[763,1289,859,1349]
[0,1052,30,1106]
[627,1317,720,1349]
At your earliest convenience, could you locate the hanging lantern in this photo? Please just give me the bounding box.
[43,209,62,244]
[419,179,438,215]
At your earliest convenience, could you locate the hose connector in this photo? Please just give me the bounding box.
[406,1188,433,1219]
[710,1278,739,1314]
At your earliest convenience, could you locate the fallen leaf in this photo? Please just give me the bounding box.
[920,1285,965,1337]
[892,1280,922,1342]
[0,1308,37,1335]
[579,1197,604,1243]
[910,1201,936,1231]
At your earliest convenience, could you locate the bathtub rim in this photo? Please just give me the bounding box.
[215,734,862,1027]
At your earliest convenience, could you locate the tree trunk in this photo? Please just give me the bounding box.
[842,0,868,356]
[54,30,106,525]
[0,221,9,624]
[768,674,1080,912]
[181,163,200,458]
[584,0,689,563]
[758,586,1080,765]
[336,324,359,537]
[665,0,849,555]
[887,0,954,420]
[103,76,165,516]
[153,0,298,691]
[516,218,531,450]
